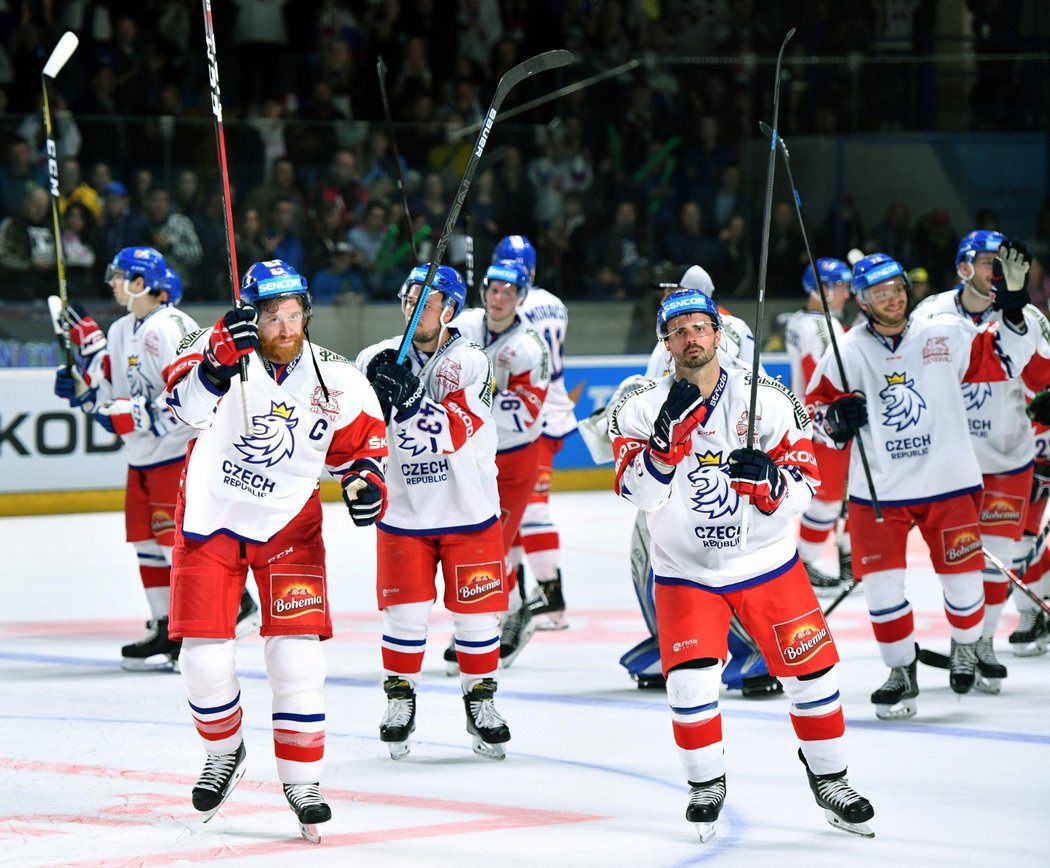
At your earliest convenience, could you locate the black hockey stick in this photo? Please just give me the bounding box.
[41,31,79,370]
[760,121,882,521]
[394,49,575,364]
[740,28,793,547]
[377,56,419,263]
[822,579,856,617]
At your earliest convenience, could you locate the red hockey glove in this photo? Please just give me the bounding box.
[648,379,706,466]
[202,306,259,383]
[728,447,786,514]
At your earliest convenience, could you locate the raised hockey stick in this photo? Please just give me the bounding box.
[740,28,794,549]
[760,121,882,521]
[394,49,575,364]
[41,31,79,369]
[377,56,419,263]
[201,0,251,432]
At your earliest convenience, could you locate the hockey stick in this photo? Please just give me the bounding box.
[376,56,419,263]
[465,215,475,299]
[760,121,882,521]
[822,579,856,617]
[41,31,79,370]
[201,0,251,432]
[394,49,575,364]
[983,545,1050,615]
[740,27,794,549]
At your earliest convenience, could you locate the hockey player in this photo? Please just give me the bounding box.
[455,259,551,665]
[162,259,388,841]
[915,231,1050,685]
[807,247,1038,719]
[494,235,577,630]
[611,287,874,840]
[357,264,512,761]
[51,248,246,672]
[785,258,854,595]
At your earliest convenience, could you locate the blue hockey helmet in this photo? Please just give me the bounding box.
[956,229,1004,268]
[656,288,722,339]
[401,263,467,315]
[851,252,909,297]
[104,246,167,291]
[802,258,852,294]
[240,260,311,319]
[493,235,536,283]
[159,267,183,306]
[483,258,531,301]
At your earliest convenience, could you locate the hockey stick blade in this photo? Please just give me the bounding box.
[917,647,950,669]
[494,50,575,104]
[43,32,79,79]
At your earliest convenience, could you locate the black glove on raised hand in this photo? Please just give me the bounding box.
[648,378,705,466]
[372,361,425,420]
[991,239,1031,316]
[727,447,785,514]
[365,348,397,415]
[341,465,387,527]
[824,393,868,444]
[1028,389,1050,426]
[202,306,259,385]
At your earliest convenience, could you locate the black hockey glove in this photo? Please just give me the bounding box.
[202,306,258,385]
[1027,389,1050,426]
[990,239,1031,320]
[727,447,785,514]
[342,464,387,527]
[648,378,705,466]
[372,360,425,420]
[54,365,97,411]
[1031,462,1050,505]
[824,393,868,444]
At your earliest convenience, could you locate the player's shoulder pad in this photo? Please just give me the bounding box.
[176,328,209,355]
[748,369,810,431]
[608,378,661,437]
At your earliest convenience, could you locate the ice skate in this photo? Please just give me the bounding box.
[121,617,181,672]
[463,678,510,760]
[741,674,783,698]
[191,742,247,822]
[443,637,460,676]
[685,775,726,842]
[799,749,874,838]
[870,657,918,720]
[949,639,978,695]
[528,572,568,630]
[283,782,331,844]
[803,560,842,597]
[973,637,1007,694]
[234,589,260,639]
[499,605,537,668]
[379,677,416,760]
[838,547,853,584]
[1008,609,1049,657]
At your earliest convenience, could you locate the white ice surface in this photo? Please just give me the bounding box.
[1,492,1048,866]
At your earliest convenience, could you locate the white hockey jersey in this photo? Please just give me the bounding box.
[454,308,551,452]
[91,305,199,468]
[518,286,577,438]
[610,359,817,589]
[914,291,1050,474]
[785,309,846,401]
[355,331,500,535]
[164,337,387,543]
[807,313,1039,506]
[645,309,758,379]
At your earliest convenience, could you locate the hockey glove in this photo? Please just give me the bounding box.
[727,447,786,514]
[648,378,706,466]
[823,392,868,444]
[341,464,387,527]
[61,303,107,366]
[364,348,397,416]
[372,361,425,421]
[1027,389,1050,425]
[202,306,259,384]
[94,396,163,437]
[54,366,97,412]
[1032,462,1050,504]
[991,239,1031,317]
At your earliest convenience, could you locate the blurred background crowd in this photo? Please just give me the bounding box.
[0,0,1048,319]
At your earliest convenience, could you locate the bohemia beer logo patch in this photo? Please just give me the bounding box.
[150,508,175,537]
[941,524,983,564]
[455,562,504,604]
[979,492,1024,526]
[270,567,325,619]
[772,609,833,667]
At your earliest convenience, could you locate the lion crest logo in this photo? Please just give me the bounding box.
[879,371,926,431]
[234,401,298,466]
[686,451,736,519]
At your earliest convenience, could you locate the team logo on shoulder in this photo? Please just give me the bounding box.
[436,357,462,392]
[922,336,951,365]
[773,608,834,667]
[880,371,926,431]
[235,401,298,466]
[962,381,992,412]
[310,386,342,420]
[686,451,736,519]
